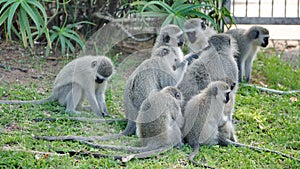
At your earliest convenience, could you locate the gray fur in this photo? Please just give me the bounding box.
[122,45,188,136]
[0,56,114,118]
[184,18,217,53]
[178,33,238,109]
[182,81,235,165]
[225,26,269,83]
[77,86,184,161]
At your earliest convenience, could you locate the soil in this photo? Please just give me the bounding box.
[0,42,65,97]
[0,39,153,94]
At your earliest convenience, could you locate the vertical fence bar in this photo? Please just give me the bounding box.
[232,0,235,16]
[271,0,274,17]
[297,0,299,18]
[245,0,248,17]
[258,0,261,17]
[285,0,287,17]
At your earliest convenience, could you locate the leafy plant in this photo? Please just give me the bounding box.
[207,0,235,31]
[46,21,93,56]
[0,0,50,49]
[131,0,235,32]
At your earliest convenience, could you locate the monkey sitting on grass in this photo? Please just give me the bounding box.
[0,55,114,118]
[38,86,185,162]
[182,81,300,167]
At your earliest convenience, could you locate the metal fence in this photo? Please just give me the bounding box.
[226,0,300,24]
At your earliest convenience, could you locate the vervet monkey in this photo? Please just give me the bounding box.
[182,81,233,167]
[225,26,300,94]
[183,81,299,166]
[0,56,114,118]
[225,26,269,83]
[184,18,216,53]
[122,45,187,137]
[35,46,188,142]
[153,24,185,61]
[178,33,238,108]
[39,86,185,162]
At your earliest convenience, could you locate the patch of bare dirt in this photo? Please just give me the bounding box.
[0,42,65,94]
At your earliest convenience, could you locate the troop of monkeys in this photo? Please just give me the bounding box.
[1,18,299,166]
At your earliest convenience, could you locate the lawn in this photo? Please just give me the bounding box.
[0,49,299,168]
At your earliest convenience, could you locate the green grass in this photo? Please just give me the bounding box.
[0,51,299,168]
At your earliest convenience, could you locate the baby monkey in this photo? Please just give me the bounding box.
[0,55,114,118]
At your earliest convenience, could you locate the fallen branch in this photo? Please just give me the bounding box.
[0,64,28,73]
[2,146,67,157]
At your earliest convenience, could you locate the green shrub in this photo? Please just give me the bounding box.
[131,0,234,32]
[0,0,50,49]
[46,21,93,56]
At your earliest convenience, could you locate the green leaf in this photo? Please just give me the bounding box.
[65,39,75,53]
[62,31,84,49]
[58,34,66,55]
[20,1,41,33]
[139,11,168,18]
[174,16,186,30]
[27,0,48,24]
[20,8,34,48]
[161,14,174,27]
[0,8,9,26]
[49,31,58,42]
[18,10,28,48]
[178,3,214,14]
[0,0,16,15]
[142,1,174,15]
[171,0,186,9]
[7,1,21,39]
[185,10,218,29]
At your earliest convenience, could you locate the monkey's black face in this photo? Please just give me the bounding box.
[224,92,230,104]
[95,76,105,84]
[230,82,236,90]
[261,37,269,47]
[186,31,197,44]
[177,35,184,46]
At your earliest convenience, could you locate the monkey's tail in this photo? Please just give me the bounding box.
[242,84,300,95]
[226,139,300,162]
[0,96,54,105]
[35,134,124,142]
[81,140,150,153]
[55,146,172,162]
[188,145,216,169]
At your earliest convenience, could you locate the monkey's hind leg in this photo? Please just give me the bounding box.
[65,83,85,115]
[188,144,216,169]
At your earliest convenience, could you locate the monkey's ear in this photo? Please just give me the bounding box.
[163,33,171,43]
[249,30,259,39]
[212,86,218,96]
[91,61,98,68]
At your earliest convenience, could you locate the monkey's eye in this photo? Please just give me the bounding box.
[230,82,236,90]
[201,22,207,30]
[161,48,169,56]
[263,37,269,41]
[175,92,181,99]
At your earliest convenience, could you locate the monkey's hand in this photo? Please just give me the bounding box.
[184,53,199,65]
